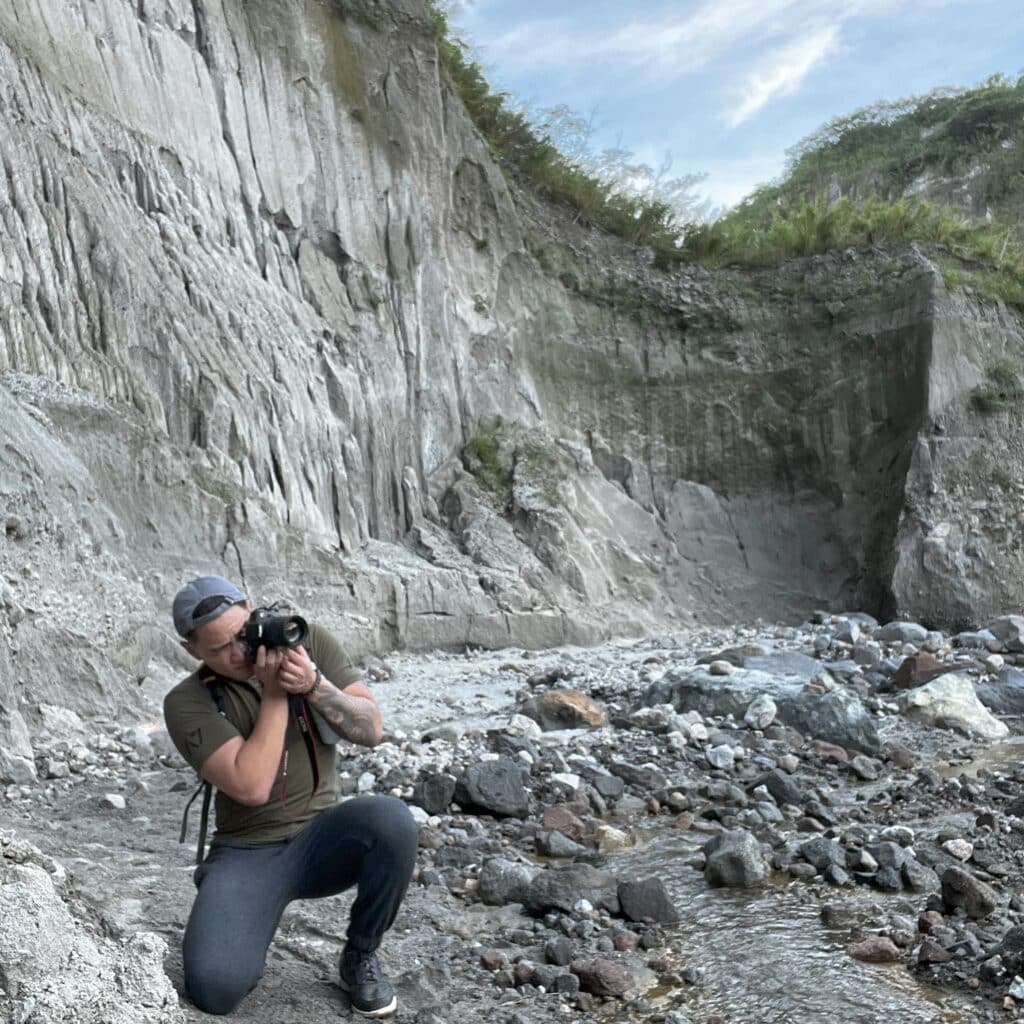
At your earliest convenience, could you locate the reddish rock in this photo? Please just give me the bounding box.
[613,931,639,951]
[918,910,944,934]
[480,950,505,972]
[671,812,695,830]
[892,653,953,691]
[542,805,587,843]
[846,937,901,963]
[809,740,849,762]
[570,958,632,996]
[521,689,607,731]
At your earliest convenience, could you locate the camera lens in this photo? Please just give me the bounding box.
[282,619,304,645]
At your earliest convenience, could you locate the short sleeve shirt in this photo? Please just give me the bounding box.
[163,622,361,844]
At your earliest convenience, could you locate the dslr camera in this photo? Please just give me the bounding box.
[239,607,309,659]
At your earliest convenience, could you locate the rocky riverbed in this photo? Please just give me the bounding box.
[8,612,1024,1024]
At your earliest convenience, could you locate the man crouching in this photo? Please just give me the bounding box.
[163,576,417,1018]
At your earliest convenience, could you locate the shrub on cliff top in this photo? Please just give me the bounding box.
[427,3,693,257]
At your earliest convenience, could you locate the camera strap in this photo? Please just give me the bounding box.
[277,694,321,820]
[178,668,229,865]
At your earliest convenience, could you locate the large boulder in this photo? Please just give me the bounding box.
[0,832,184,1024]
[525,863,620,915]
[478,858,536,906]
[617,878,680,924]
[897,673,1009,741]
[645,666,880,755]
[986,615,1024,652]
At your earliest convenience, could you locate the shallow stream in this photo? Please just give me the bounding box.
[608,830,969,1024]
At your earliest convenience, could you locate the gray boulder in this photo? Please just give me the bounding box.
[876,621,929,644]
[456,759,530,817]
[987,615,1024,652]
[478,857,536,906]
[941,866,998,919]
[974,666,1024,716]
[525,864,620,915]
[412,772,457,816]
[703,829,768,887]
[645,666,880,755]
[755,768,804,808]
[617,878,680,924]
[0,832,184,1024]
[800,836,845,873]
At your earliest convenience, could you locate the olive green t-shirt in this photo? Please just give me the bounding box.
[163,622,361,844]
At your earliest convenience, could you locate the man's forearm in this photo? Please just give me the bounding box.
[307,679,382,747]
[232,693,289,803]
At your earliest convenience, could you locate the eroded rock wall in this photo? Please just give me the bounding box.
[1,0,1024,763]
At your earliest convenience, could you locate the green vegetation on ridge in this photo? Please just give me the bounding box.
[427,2,689,258]
[427,6,1024,301]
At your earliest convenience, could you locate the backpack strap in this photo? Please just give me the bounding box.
[178,668,228,865]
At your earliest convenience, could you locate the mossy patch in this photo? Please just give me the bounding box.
[318,7,366,109]
[465,418,512,496]
[970,357,1023,413]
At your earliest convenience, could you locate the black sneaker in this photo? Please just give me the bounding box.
[339,947,397,1019]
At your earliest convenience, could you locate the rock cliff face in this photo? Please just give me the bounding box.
[1,0,1024,760]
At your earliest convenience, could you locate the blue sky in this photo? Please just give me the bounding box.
[448,0,1024,213]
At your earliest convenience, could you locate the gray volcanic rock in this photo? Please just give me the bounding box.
[703,830,769,887]
[478,858,536,906]
[525,864,621,915]
[645,667,881,755]
[941,867,999,919]
[974,666,1024,716]
[456,760,531,818]
[617,878,680,924]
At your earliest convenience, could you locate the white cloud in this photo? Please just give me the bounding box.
[726,26,841,127]
[471,0,808,82]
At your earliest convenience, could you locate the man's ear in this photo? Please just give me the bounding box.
[181,638,199,660]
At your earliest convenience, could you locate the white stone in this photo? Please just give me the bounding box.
[407,805,430,825]
[706,745,735,769]
[550,772,580,791]
[708,661,735,676]
[594,824,632,852]
[942,838,973,861]
[100,793,126,810]
[898,672,1009,741]
[744,694,777,730]
[506,714,542,739]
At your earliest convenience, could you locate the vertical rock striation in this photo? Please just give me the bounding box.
[0,0,1023,746]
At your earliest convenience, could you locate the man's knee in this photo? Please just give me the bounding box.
[185,960,260,1015]
[369,795,419,853]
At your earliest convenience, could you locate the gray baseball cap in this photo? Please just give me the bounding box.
[173,576,247,637]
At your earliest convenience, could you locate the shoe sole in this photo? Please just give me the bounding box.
[338,980,397,1019]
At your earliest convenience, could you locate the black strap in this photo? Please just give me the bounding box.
[177,669,228,865]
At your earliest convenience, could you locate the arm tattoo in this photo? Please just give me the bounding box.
[307,679,382,747]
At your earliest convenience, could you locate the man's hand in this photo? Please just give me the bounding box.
[277,645,316,695]
[252,646,287,699]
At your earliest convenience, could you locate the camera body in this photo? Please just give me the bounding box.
[239,607,309,659]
